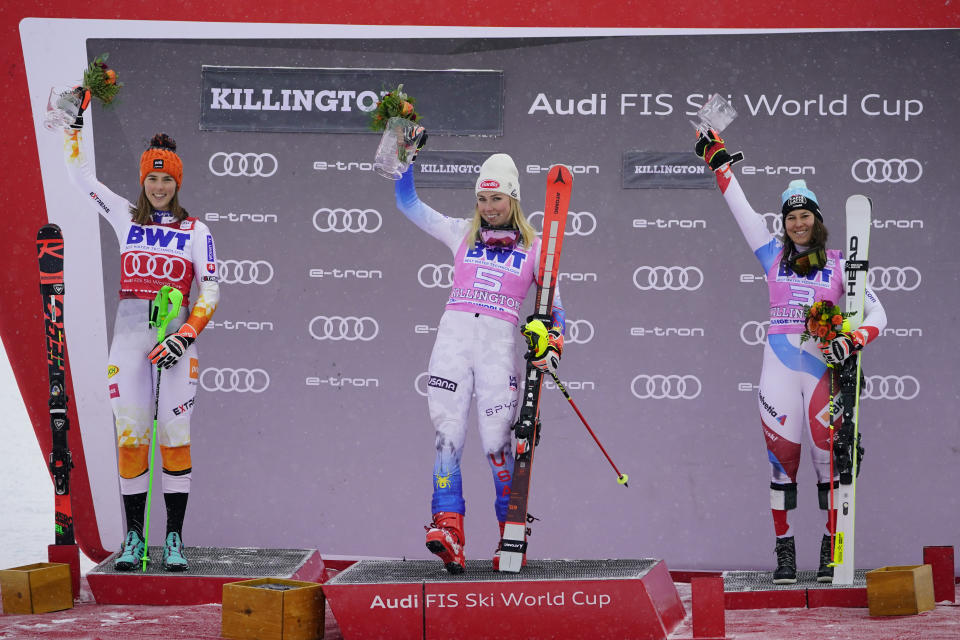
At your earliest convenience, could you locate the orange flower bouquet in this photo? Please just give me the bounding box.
[369,84,420,132]
[800,300,856,344]
[82,53,123,105]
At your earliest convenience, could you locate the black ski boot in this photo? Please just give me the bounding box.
[773,536,797,584]
[817,534,834,583]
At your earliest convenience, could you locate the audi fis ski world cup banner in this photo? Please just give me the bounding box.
[65,30,960,572]
[200,66,504,134]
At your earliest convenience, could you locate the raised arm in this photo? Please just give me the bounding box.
[695,130,782,272]
[395,167,470,254]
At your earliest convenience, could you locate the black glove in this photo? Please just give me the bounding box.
[70,87,91,131]
[695,129,743,170]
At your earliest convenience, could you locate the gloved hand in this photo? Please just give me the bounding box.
[70,87,91,131]
[530,329,563,375]
[819,332,863,366]
[522,318,563,375]
[695,128,742,170]
[405,125,427,163]
[148,325,196,369]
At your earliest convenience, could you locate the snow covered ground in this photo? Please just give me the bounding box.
[0,341,96,574]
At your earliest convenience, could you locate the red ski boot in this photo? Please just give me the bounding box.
[425,512,466,574]
[492,521,527,570]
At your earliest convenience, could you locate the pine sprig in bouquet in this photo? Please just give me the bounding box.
[369,84,420,131]
[800,300,857,344]
[82,53,122,105]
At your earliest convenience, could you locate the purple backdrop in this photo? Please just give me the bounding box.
[86,31,959,572]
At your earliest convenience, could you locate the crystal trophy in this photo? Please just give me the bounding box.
[691,93,738,135]
[43,86,84,133]
[372,117,427,180]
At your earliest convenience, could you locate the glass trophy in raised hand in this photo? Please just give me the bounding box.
[371,85,425,180]
[372,117,427,180]
[43,54,122,133]
[691,93,738,135]
[43,86,84,133]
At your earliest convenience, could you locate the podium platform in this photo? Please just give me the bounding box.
[87,547,327,605]
[723,569,868,609]
[323,558,684,640]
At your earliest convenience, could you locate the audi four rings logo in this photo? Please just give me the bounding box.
[418,264,455,288]
[633,266,704,291]
[761,212,785,236]
[861,375,919,400]
[528,211,597,236]
[566,319,595,344]
[218,260,274,285]
[312,208,382,233]
[200,368,270,393]
[122,253,188,281]
[867,266,921,291]
[630,374,702,400]
[208,152,278,177]
[851,159,922,184]
[308,316,379,341]
[740,320,770,346]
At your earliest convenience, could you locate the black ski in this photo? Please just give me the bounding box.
[37,223,76,546]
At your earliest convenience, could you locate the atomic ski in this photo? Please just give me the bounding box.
[497,165,573,573]
[37,224,76,547]
[831,194,871,585]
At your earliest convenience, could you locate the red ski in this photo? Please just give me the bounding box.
[497,165,572,572]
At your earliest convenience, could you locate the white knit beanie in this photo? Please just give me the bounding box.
[475,153,521,201]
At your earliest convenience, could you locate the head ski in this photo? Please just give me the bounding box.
[831,194,871,585]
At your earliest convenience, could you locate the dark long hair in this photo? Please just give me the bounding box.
[780,218,829,266]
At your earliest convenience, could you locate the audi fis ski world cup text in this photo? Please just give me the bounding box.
[369,590,612,610]
[527,92,923,121]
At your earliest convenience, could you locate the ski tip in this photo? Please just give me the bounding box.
[547,164,573,185]
[845,194,870,209]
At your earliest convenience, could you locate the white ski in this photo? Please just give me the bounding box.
[831,194,871,585]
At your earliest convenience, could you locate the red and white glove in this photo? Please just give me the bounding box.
[148,325,196,369]
[530,330,563,375]
[819,331,865,366]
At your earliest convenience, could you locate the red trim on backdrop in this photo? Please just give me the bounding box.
[2,2,958,564]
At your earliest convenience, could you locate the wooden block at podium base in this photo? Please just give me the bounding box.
[865,565,935,616]
[0,562,73,614]
[222,578,324,640]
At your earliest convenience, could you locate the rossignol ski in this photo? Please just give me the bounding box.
[497,165,572,573]
[37,224,76,547]
[831,194,871,585]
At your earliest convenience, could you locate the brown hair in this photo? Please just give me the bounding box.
[129,190,189,225]
[780,218,829,266]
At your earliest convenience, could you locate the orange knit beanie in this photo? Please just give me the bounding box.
[139,133,183,187]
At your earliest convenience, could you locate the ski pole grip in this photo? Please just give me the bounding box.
[150,286,184,341]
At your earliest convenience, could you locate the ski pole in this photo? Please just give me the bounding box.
[546,370,629,487]
[142,285,183,571]
[826,362,838,566]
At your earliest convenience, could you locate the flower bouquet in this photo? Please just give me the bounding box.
[371,84,426,180]
[44,53,123,132]
[799,300,856,345]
